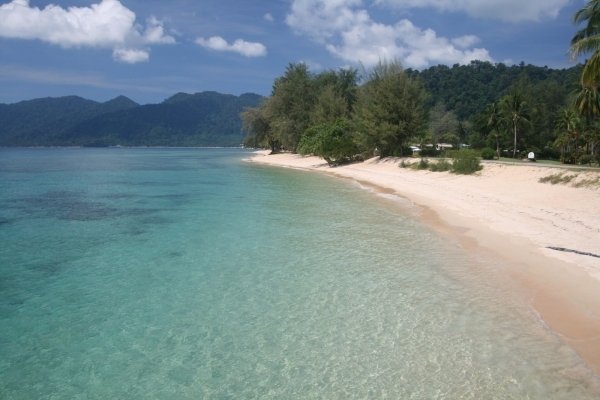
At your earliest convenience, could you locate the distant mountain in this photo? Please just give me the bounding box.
[99,95,140,113]
[0,92,263,147]
[0,95,122,146]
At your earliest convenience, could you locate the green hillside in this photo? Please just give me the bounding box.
[0,92,263,147]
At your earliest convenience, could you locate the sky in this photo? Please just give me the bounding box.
[0,0,588,104]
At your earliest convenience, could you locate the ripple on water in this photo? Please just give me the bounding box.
[1,148,599,399]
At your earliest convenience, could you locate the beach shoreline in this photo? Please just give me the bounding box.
[247,150,600,377]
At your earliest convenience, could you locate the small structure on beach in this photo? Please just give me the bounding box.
[435,143,454,151]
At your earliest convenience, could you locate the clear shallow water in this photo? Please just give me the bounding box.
[0,148,598,399]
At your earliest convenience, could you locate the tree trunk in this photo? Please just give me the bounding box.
[512,121,517,158]
[576,131,580,160]
[269,138,279,154]
[495,132,500,158]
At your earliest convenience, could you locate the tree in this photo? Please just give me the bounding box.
[335,68,360,115]
[269,63,315,151]
[310,86,347,126]
[575,85,600,119]
[574,86,600,159]
[241,99,279,152]
[485,101,504,158]
[310,69,359,126]
[582,119,600,160]
[428,102,459,146]
[571,0,600,87]
[297,119,357,165]
[554,107,581,162]
[501,92,529,158]
[354,61,427,157]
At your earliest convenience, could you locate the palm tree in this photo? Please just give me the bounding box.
[571,1,600,163]
[501,93,529,158]
[574,86,600,159]
[581,119,600,159]
[575,84,600,119]
[554,107,580,161]
[571,0,600,87]
[485,101,504,158]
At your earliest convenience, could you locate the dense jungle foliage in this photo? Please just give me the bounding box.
[243,60,598,165]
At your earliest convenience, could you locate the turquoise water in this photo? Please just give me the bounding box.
[0,148,598,399]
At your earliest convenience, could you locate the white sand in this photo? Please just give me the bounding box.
[248,150,600,374]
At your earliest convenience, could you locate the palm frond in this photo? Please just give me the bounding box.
[575,86,600,117]
[581,51,600,86]
[570,35,600,58]
[573,0,600,24]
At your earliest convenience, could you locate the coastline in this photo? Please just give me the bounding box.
[247,150,600,376]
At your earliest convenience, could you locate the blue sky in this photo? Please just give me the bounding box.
[0,0,586,104]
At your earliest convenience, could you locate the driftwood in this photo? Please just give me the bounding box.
[546,246,600,259]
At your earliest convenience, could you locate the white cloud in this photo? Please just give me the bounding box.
[264,12,274,22]
[0,0,174,63]
[374,0,570,22]
[451,35,479,49]
[143,16,176,45]
[113,48,149,64]
[287,0,491,68]
[286,0,368,42]
[196,36,267,57]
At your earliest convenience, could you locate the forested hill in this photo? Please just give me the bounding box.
[406,61,583,120]
[0,91,263,147]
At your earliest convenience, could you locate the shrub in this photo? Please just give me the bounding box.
[573,176,600,188]
[297,128,320,155]
[480,147,496,160]
[416,158,429,170]
[297,120,357,166]
[539,173,577,185]
[429,158,452,172]
[451,150,482,174]
[445,149,459,159]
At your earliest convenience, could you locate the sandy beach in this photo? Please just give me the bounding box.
[248,151,600,376]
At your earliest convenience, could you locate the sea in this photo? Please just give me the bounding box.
[0,147,598,399]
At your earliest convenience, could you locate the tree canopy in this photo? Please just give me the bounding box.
[244,60,593,163]
[242,61,427,162]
